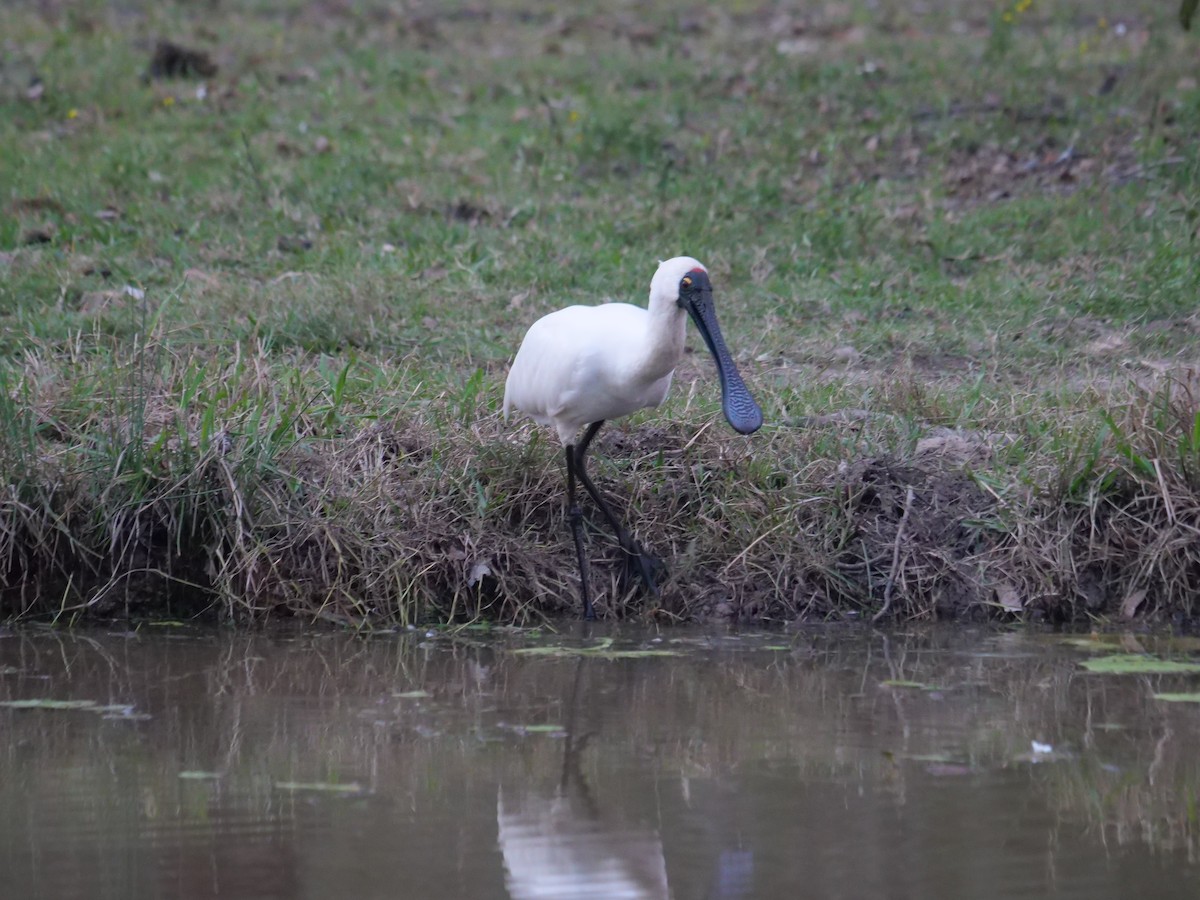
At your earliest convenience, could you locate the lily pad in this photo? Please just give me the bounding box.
[1,699,100,710]
[880,680,939,691]
[1058,637,1121,652]
[274,781,363,794]
[1153,693,1200,703]
[0,698,145,718]
[513,637,614,656]
[95,704,138,715]
[1079,654,1200,675]
[179,771,221,780]
[510,637,680,659]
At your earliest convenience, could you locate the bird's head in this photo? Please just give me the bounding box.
[650,256,763,436]
[649,256,709,312]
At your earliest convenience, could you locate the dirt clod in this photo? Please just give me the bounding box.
[147,41,217,80]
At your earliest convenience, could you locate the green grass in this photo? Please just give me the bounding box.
[2,0,1200,624]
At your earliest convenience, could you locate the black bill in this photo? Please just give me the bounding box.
[683,285,764,435]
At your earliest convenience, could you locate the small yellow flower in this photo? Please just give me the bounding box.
[163,96,175,106]
[1002,11,1014,23]
[568,109,580,123]
[66,108,78,119]
[1098,16,1107,29]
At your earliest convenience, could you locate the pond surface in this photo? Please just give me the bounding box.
[2,625,1199,899]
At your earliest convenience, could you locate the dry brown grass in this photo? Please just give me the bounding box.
[4,355,1200,627]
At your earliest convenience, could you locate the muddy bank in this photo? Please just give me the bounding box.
[3,403,1199,628]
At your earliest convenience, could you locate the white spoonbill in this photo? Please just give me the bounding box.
[503,256,763,619]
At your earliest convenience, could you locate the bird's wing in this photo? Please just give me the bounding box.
[505,303,650,432]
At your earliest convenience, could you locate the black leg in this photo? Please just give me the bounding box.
[573,422,662,596]
[565,442,595,620]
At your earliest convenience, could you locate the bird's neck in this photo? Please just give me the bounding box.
[634,304,687,383]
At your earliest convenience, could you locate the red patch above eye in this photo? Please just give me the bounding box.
[689,266,707,274]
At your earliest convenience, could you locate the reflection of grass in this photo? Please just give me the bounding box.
[2,628,1200,866]
[1,1,1200,624]
[1039,739,1200,858]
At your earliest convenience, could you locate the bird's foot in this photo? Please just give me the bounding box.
[618,539,664,597]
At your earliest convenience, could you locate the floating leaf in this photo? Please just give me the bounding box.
[0,698,145,718]
[520,636,612,653]
[511,646,681,659]
[179,771,221,780]
[881,680,939,690]
[1153,693,1200,703]
[509,638,678,659]
[517,724,565,733]
[1080,654,1200,674]
[98,704,149,719]
[1,699,98,709]
[1057,636,1122,652]
[274,781,363,793]
[392,690,431,699]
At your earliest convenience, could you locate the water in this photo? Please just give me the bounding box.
[1,625,1198,899]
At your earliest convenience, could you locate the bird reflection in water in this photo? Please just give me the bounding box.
[496,658,755,899]
[497,659,669,899]
[497,785,670,900]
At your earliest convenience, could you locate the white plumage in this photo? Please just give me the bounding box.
[503,256,762,618]
[504,257,699,446]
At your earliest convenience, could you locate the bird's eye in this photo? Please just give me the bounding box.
[681,276,692,288]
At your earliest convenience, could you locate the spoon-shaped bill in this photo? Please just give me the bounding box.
[684,292,764,435]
